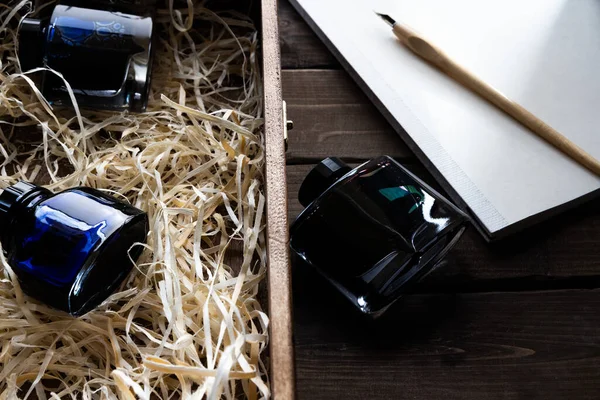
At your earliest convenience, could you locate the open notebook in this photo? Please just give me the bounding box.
[289,0,600,240]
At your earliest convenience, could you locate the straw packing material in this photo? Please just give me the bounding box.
[0,0,270,398]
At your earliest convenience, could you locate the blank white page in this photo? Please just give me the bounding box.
[291,0,600,235]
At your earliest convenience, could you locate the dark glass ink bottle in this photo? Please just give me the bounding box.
[290,156,468,317]
[0,182,149,316]
[18,3,154,112]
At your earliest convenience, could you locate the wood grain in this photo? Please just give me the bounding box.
[280,2,600,399]
[287,163,600,287]
[292,287,600,400]
[278,0,339,69]
[282,70,412,162]
[261,0,295,398]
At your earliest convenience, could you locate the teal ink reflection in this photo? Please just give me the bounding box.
[379,185,424,214]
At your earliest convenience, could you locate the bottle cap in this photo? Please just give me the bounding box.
[18,18,46,72]
[298,157,352,207]
[0,181,40,244]
[0,181,38,215]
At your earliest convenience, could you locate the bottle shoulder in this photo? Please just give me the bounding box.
[292,157,391,224]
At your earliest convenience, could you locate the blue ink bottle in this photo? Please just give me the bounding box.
[0,182,148,315]
[18,3,154,112]
[290,156,468,317]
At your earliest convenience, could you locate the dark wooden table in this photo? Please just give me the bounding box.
[278,1,600,399]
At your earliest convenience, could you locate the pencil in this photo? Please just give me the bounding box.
[376,12,600,177]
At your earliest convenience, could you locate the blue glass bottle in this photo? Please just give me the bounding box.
[0,182,148,315]
[290,156,468,317]
[18,3,154,112]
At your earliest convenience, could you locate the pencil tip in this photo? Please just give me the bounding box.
[374,11,395,27]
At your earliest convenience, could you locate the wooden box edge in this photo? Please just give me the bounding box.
[261,0,296,398]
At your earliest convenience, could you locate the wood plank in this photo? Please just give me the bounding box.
[278,3,600,399]
[292,288,600,400]
[287,163,600,285]
[261,0,296,398]
[282,70,413,162]
[279,0,340,69]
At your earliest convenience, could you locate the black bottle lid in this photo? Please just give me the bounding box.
[0,182,39,242]
[0,181,38,215]
[298,157,352,207]
[18,18,46,72]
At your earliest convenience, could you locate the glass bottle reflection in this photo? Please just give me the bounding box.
[19,3,154,112]
[0,182,148,315]
[290,156,468,317]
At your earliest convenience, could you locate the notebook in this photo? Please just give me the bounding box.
[288,0,600,240]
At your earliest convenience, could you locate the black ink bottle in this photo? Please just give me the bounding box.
[18,3,154,112]
[290,156,468,317]
[0,182,149,315]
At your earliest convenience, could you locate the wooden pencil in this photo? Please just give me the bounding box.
[377,13,600,177]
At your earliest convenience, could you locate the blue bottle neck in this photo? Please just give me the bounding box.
[0,182,52,248]
[18,18,48,72]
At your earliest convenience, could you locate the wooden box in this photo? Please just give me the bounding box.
[202,1,295,396]
[0,0,294,397]
[256,1,296,398]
